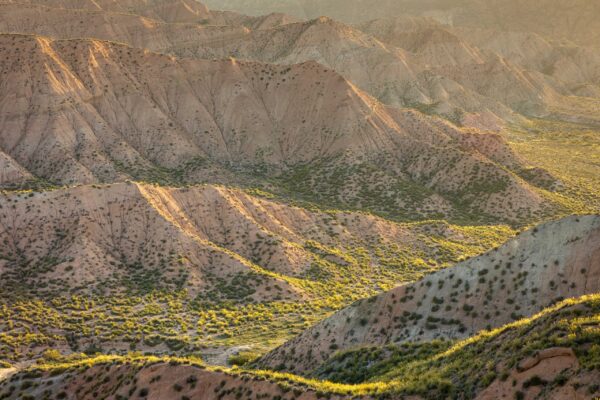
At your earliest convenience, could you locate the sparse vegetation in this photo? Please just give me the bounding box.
[0,2,599,400]
[2,295,599,399]
[0,184,514,363]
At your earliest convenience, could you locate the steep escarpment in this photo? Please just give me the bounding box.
[258,215,600,373]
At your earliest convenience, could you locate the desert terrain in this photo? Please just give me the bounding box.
[0,1,599,399]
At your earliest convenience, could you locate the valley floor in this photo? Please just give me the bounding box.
[504,119,600,215]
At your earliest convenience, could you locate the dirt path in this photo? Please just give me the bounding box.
[202,345,252,366]
[0,368,17,382]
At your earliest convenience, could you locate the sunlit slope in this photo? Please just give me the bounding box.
[0,33,558,222]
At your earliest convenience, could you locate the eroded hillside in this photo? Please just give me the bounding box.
[259,215,600,373]
[0,33,558,222]
[5,3,600,128]
[1,0,296,28]
[0,2,599,399]
[205,0,600,48]
[0,182,514,361]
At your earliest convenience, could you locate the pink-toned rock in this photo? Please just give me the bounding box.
[478,347,580,400]
[517,347,576,372]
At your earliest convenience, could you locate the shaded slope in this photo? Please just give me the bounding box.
[258,214,600,373]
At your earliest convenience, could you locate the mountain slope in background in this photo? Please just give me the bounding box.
[2,0,298,28]
[0,33,555,222]
[205,0,600,48]
[357,16,600,124]
[4,2,600,130]
[190,16,600,124]
[7,0,212,21]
